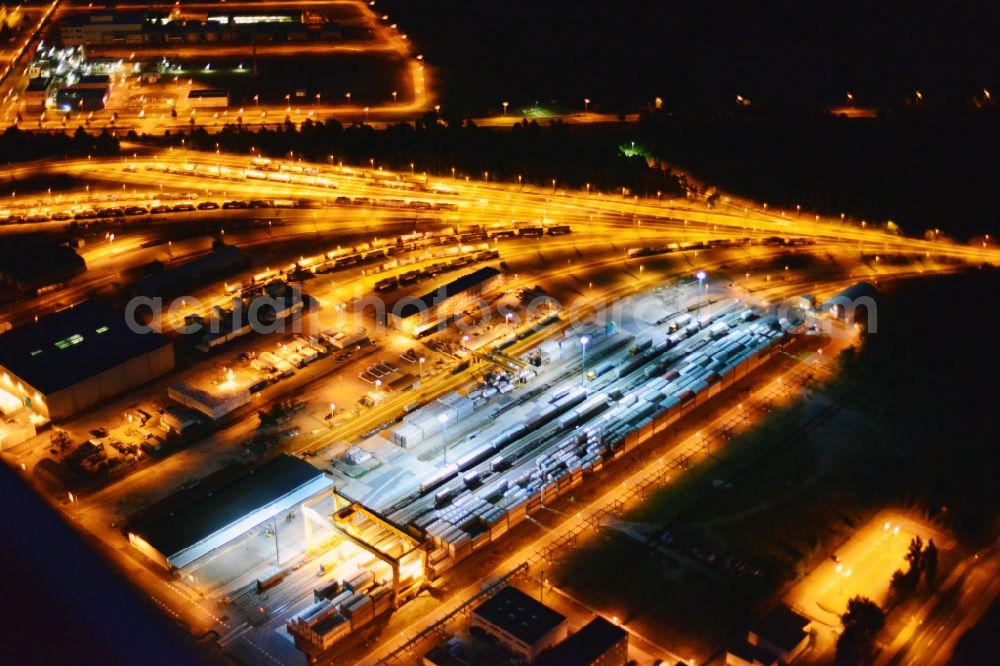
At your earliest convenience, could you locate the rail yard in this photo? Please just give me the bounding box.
[1,148,997,666]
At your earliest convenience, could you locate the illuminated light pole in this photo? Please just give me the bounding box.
[418,356,425,377]
[375,378,382,396]
[696,270,707,317]
[835,564,853,594]
[583,97,590,113]
[439,412,450,464]
[345,91,351,105]
[502,100,509,116]
[392,90,398,103]
[580,335,590,372]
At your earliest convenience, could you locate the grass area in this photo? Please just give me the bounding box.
[553,376,905,656]
[175,53,410,106]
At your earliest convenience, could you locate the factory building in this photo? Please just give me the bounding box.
[823,281,878,329]
[128,454,333,570]
[537,617,628,666]
[0,300,174,421]
[470,586,567,662]
[54,84,109,111]
[388,266,503,334]
[59,12,148,47]
[74,73,113,93]
[167,381,250,420]
[24,77,57,111]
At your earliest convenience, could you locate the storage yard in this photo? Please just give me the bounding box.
[390,300,796,545]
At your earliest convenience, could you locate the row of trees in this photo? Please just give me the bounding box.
[0,126,120,164]
[890,536,939,600]
[136,116,688,198]
[835,536,940,663]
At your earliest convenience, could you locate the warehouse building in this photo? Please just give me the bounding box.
[24,76,57,111]
[726,604,811,666]
[128,454,333,570]
[185,88,229,109]
[388,266,503,334]
[0,300,174,421]
[59,12,148,46]
[471,586,567,662]
[0,244,86,293]
[537,617,628,666]
[167,380,249,420]
[824,281,878,329]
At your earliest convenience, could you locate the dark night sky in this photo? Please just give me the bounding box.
[383,0,999,113]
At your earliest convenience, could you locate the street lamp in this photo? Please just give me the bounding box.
[835,564,853,593]
[583,97,590,113]
[392,90,398,103]
[502,100,509,116]
[580,335,590,371]
[695,270,707,317]
[418,356,425,377]
[345,91,351,105]
[439,412,450,464]
[375,379,382,395]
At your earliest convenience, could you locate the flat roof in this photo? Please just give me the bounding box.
[727,639,779,665]
[56,86,108,98]
[132,455,331,565]
[423,646,471,666]
[62,12,149,26]
[0,300,170,394]
[749,605,811,652]
[473,586,566,646]
[537,616,627,665]
[188,88,229,99]
[397,266,501,319]
[26,77,52,91]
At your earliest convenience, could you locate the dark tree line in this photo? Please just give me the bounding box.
[836,596,886,665]
[633,106,1000,241]
[834,269,1000,542]
[0,126,120,164]
[136,115,688,197]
